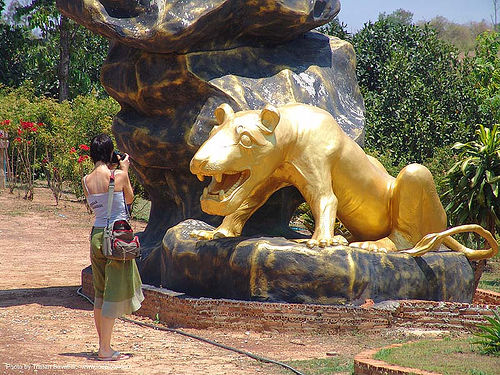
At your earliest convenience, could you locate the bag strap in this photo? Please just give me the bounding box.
[123,191,131,220]
[105,170,115,229]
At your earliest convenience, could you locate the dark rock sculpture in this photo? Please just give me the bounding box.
[57,0,341,53]
[56,1,365,277]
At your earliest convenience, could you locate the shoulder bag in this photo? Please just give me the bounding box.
[102,171,141,261]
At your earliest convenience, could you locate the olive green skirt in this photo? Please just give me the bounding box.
[90,227,144,318]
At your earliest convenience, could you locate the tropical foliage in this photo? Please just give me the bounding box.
[444,124,500,236]
[474,309,500,356]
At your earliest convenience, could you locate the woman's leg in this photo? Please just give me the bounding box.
[94,307,102,342]
[98,314,116,357]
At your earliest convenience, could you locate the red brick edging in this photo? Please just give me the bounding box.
[473,288,500,305]
[81,267,499,333]
[354,342,441,375]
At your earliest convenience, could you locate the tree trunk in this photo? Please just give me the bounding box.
[58,15,70,102]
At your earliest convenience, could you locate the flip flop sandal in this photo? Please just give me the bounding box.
[97,351,130,361]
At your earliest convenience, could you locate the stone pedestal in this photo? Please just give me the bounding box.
[160,220,475,304]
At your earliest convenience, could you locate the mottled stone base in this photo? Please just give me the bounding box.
[161,220,475,304]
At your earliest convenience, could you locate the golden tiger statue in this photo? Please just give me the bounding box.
[190,103,498,260]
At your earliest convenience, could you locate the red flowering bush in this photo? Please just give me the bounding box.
[0,118,41,199]
[77,154,89,163]
[0,82,119,203]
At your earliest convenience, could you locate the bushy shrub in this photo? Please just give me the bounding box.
[470,30,500,125]
[0,83,119,202]
[351,19,481,165]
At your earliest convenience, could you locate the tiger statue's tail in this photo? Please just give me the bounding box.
[401,224,498,261]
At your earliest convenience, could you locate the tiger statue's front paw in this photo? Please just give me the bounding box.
[306,235,349,248]
[190,229,229,240]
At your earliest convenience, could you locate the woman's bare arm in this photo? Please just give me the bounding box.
[117,154,134,204]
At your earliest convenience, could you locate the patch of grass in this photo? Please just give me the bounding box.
[283,356,353,375]
[479,279,500,293]
[374,337,499,375]
[373,347,392,361]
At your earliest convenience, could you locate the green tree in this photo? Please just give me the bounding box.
[470,30,500,124]
[15,0,71,100]
[13,0,108,100]
[444,124,500,237]
[0,20,32,87]
[378,8,414,25]
[317,17,351,41]
[350,19,481,165]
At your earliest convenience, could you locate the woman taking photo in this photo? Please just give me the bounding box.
[82,134,144,361]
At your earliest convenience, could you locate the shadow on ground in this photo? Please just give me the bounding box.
[0,286,92,310]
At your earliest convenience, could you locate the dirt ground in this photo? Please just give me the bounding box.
[0,186,452,375]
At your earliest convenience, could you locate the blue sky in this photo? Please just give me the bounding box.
[340,0,495,32]
[3,0,496,32]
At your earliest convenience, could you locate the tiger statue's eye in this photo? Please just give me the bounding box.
[240,134,252,148]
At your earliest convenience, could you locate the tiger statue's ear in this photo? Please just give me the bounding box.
[214,103,234,125]
[260,105,280,133]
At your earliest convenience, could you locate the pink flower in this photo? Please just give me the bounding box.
[79,144,90,151]
[42,157,49,164]
[14,137,22,143]
[37,122,44,127]
[70,147,76,154]
[17,128,22,136]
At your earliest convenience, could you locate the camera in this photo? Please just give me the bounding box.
[111,150,126,164]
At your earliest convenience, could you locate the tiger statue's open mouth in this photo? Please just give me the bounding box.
[197,170,251,203]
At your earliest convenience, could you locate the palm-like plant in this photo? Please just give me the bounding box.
[444,124,500,239]
[473,308,500,356]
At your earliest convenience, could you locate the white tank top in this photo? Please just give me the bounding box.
[84,176,128,227]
